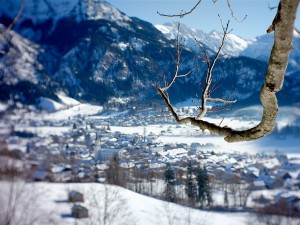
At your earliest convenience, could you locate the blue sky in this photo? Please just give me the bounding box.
[106,0,300,39]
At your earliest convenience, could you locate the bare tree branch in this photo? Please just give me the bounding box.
[226,0,247,23]
[1,0,25,34]
[158,18,236,121]
[157,0,300,142]
[194,17,236,120]
[195,39,210,68]
[268,3,277,11]
[159,24,197,93]
[157,0,203,18]
[157,0,247,23]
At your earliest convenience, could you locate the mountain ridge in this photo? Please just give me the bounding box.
[155,22,300,75]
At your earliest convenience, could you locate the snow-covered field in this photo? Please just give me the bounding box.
[0,182,252,225]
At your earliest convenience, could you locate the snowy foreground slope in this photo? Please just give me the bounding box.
[0,182,251,225]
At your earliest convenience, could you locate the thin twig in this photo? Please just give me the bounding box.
[268,3,277,11]
[219,118,224,126]
[195,39,210,68]
[210,81,223,94]
[2,0,26,34]
[195,18,231,119]
[157,0,247,23]
[226,0,247,23]
[159,23,196,93]
[157,0,203,18]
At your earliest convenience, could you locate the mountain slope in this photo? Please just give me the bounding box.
[0,0,193,104]
[0,24,58,103]
[0,0,299,107]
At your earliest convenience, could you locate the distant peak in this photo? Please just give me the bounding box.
[0,0,131,26]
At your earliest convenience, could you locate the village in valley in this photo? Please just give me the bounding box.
[1,96,300,224]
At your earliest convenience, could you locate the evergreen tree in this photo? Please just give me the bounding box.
[224,186,229,208]
[185,161,197,205]
[196,165,206,207]
[106,153,121,185]
[196,164,212,207]
[164,164,176,202]
[107,124,111,131]
[203,165,212,206]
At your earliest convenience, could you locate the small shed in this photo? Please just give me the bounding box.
[71,205,89,218]
[68,190,84,202]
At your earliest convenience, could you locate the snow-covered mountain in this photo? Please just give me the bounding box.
[0,0,132,31]
[240,31,300,75]
[0,0,192,104]
[155,22,253,57]
[0,0,299,107]
[156,22,300,75]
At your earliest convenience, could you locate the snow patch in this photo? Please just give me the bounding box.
[57,94,80,106]
[155,24,172,34]
[118,42,128,51]
[0,103,8,112]
[38,97,64,112]
[41,103,103,121]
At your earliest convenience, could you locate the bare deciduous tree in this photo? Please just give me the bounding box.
[157,0,300,142]
[87,184,135,225]
[0,180,56,225]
